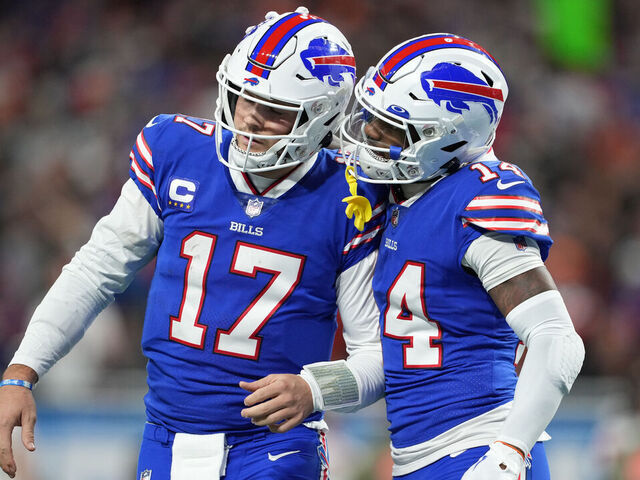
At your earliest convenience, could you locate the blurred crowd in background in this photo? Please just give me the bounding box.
[0,0,639,479]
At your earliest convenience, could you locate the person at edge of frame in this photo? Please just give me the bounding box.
[336,32,585,480]
[0,7,387,480]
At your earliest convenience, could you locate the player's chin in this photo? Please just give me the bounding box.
[236,135,268,153]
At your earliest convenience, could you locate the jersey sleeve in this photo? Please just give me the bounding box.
[128,114,175,216]
[10,180,162,377]
[460,168,553,261]
[463,232,544,291]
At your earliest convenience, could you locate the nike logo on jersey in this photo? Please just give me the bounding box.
[145,116,161,128]
[496,179,525,190]
[268,450,300,462]
[230,221,263,236]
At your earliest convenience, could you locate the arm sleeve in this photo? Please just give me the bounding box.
[301,251,385,412]
[497,291,585,454]
[10,179,163,377]
[463,233,584,454]
[336,250,385,410]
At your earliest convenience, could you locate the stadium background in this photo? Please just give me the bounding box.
[1,0,639,478]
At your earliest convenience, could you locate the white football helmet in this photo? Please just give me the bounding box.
[340,33,508,183]
[215,7,356,173]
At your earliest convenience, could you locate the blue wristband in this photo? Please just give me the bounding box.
[0,379,33,390]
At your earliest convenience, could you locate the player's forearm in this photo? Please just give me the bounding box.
[498,291,585,454]
[330,250,384,411]
[300,360,359,411]
[342,347,384,410]
[2,364,38,384]
[10,267,112,377]
[497,335,567,453]
[300,347,384,413]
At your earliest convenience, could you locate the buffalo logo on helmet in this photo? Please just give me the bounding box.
[420,63,504,124]
[300,38,355,87]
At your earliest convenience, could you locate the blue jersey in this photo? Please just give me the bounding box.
[374,158,552,449]
[128,114,385,434]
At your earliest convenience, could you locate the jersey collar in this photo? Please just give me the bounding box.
[228,153,318,198]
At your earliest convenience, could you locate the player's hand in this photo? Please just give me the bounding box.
[461,442,526,480]
[0,382,37,478]
[239,374,313,433]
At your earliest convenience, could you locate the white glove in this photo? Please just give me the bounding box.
[461,442,526,480]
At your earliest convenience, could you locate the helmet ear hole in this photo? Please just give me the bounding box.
[441,140,467,152]
[317,113,340,147]
[481,71,494,86]
[320,131,333,148]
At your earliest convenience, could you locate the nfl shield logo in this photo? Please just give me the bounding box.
[140,470,152,480]
[391,207,400,227]
[245,198,264,218]
[513,235,528,251]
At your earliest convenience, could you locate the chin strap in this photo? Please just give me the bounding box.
[342,165,372,231]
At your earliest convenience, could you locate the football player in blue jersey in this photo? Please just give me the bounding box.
[339,34,585,479]
[0,7,387,480]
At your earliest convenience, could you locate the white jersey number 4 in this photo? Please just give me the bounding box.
[170,232,305,359]
[383,261,442,368]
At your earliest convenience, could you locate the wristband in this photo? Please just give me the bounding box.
[0,379,33,390]
[302,360,359,410]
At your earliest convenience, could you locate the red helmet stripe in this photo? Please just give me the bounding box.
[251,13,325,67]
[431,80,504,101]
[310,55,355,66]
[379,35,501,82]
